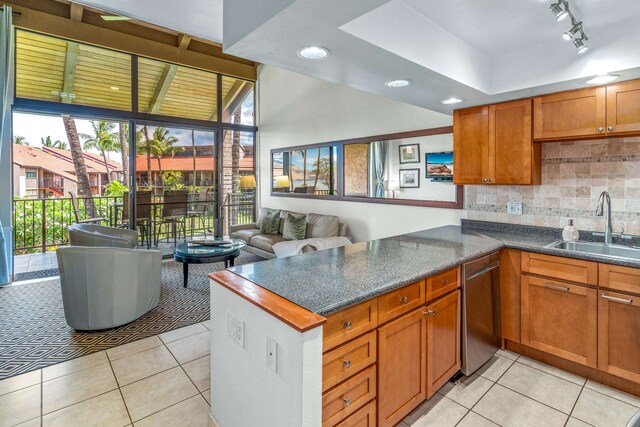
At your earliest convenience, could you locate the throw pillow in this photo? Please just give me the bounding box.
[283,213,307,240]
[260,210,280,235]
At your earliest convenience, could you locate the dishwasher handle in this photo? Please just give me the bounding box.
[465,262,500,281]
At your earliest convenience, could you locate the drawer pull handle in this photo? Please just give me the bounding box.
[343,359,351,368]
[343,398,351,407]
[424,310,436,317]
[601,293,633,304]
[543,283,569,292]
[442,278,449,285]
[598,127,604,132]
[344,321,353,330]
[401,296,409,304]
[608,126,614,132]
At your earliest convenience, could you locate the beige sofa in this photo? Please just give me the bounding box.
[230,208,349,259]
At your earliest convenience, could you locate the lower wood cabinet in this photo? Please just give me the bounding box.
[335,399,376,427]
[598,290,640,383]
[426,290,461,398]
[520,275,597,368]
[322,364,377,427]
[377,307,427,427]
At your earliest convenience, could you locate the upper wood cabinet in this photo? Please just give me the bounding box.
[606,80,640,135]
[453,106,488,185]
[454,100,540,185]
[533,87,606,141]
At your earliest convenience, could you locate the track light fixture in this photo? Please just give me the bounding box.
[549,0,589,54]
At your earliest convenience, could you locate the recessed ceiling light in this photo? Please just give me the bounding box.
[586,74,619,85]
[442,97,463,105]
[297,46,330,60]
[110,86,120,91]
[384,79,411,88]
[101,15,131,21]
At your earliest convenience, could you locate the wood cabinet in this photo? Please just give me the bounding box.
[377,307,427,427]
[377,280,425,324]
[606,80,640,135]
[335,399,376,427]
[598,290,640,383]
[322,331,376,392]
[426,290,461,398]
[520,275,597,368]
[600,263,640,295]
[426,268,459,301]
[322,365,377,427]
[533,87,606,141]
[454,100,540,185]
[521,252,597,285]
[453,106,488,185]
[500,249,522,343]
[323,299,377,352]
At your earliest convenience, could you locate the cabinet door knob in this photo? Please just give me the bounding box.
[482,178,487,183]
[608,126,614,132]
[344,321,352,330]
[401,296,409,304]
[424,310,436,317]
[343,398,351,407]
[442,278,449,285]
[598,127,604,132]
[344,359,351,368]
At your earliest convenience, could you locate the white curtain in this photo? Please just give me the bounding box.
[0,5,15,285]
[367,141,388,198]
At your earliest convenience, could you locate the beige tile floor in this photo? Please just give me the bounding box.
[1,325,639,427]
[399,349,640,427]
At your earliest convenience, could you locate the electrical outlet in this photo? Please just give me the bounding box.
[266,336,277,373]
[507,201,523,215]
[226,312,244,348]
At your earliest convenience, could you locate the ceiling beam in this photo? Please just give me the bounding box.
[69,3,83,22]
[147,33,191,114]
[219,80,253,122]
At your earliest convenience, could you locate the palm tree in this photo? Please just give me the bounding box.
[40,136,68,150]
[13,135,28,145]
[136,126,153,186]
[79,121,119,183]
[62,117,96,217]
[118,123,129,183]
[140,127,181,190]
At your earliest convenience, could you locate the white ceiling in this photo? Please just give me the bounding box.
[73,0,224,43]
[70,0,640,115]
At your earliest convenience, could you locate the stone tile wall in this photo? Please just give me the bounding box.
[465,137,640,235]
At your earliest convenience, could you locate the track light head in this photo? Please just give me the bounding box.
[550,1,569,21]
[573,36,588,54]
[563,21,582,40]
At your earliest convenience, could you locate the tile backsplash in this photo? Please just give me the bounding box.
[465,137,640,235]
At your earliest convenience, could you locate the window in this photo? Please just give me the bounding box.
[16,30,132,110]
[25,171,37,178]
[222,76,254,125]
[138,58,218,121]
[25,189,37,196]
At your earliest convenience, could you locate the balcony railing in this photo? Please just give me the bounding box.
[13,193,255,254]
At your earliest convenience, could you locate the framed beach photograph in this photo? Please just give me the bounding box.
[399,169,420,188]
[399,143,420,164]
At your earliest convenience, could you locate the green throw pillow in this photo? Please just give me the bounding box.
[283,214,307,240]
[260,210,280,235]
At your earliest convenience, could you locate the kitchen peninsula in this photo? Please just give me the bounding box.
[209,222,640,427]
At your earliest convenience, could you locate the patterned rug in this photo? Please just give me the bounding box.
[13,268,60,282]
[0,252,264,380]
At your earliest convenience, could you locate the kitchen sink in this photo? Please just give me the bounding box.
[546,240,640,261]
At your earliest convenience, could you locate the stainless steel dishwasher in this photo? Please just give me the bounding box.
[461,252,501,376]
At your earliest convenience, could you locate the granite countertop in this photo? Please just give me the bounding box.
[229,221,640,317]
[230,226,503,316]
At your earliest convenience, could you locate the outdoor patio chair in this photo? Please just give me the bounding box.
[122,190,153,248]
[186,188,211,238]
[68,191,105,224]
[154,189,188,247]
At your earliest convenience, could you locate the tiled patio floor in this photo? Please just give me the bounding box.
[13,252,57,276]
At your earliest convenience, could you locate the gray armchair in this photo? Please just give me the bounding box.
[68,223,138,249]
[56,246,162,331]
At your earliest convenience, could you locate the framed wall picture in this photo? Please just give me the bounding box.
[399,169,420,188]
[399,143,420,164]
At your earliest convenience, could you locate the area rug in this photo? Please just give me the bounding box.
[0,252,263,380]
[13,268,60,282]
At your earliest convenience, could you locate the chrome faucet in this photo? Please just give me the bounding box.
[595,191,613,245]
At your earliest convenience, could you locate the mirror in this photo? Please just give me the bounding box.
[270,127,463,209]
[343,133,457,203]
[271,146,338,196]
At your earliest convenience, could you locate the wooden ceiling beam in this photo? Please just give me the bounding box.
[147,32,191,113]
[69,3,83,22]
[219,80,253,122]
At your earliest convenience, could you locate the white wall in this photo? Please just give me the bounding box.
[210,283,322,427]
[257,65,466,242]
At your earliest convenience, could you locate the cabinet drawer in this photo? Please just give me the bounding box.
[323,331,376,392]
[378,280,425,324]
[335,399,376,427]
[599,264,640,295]
[324,300,378,352]
[522,252,597,285]
[322,364,377,427]
[426,268,459,301]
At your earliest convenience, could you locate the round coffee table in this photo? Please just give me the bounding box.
[173,239,246,288]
